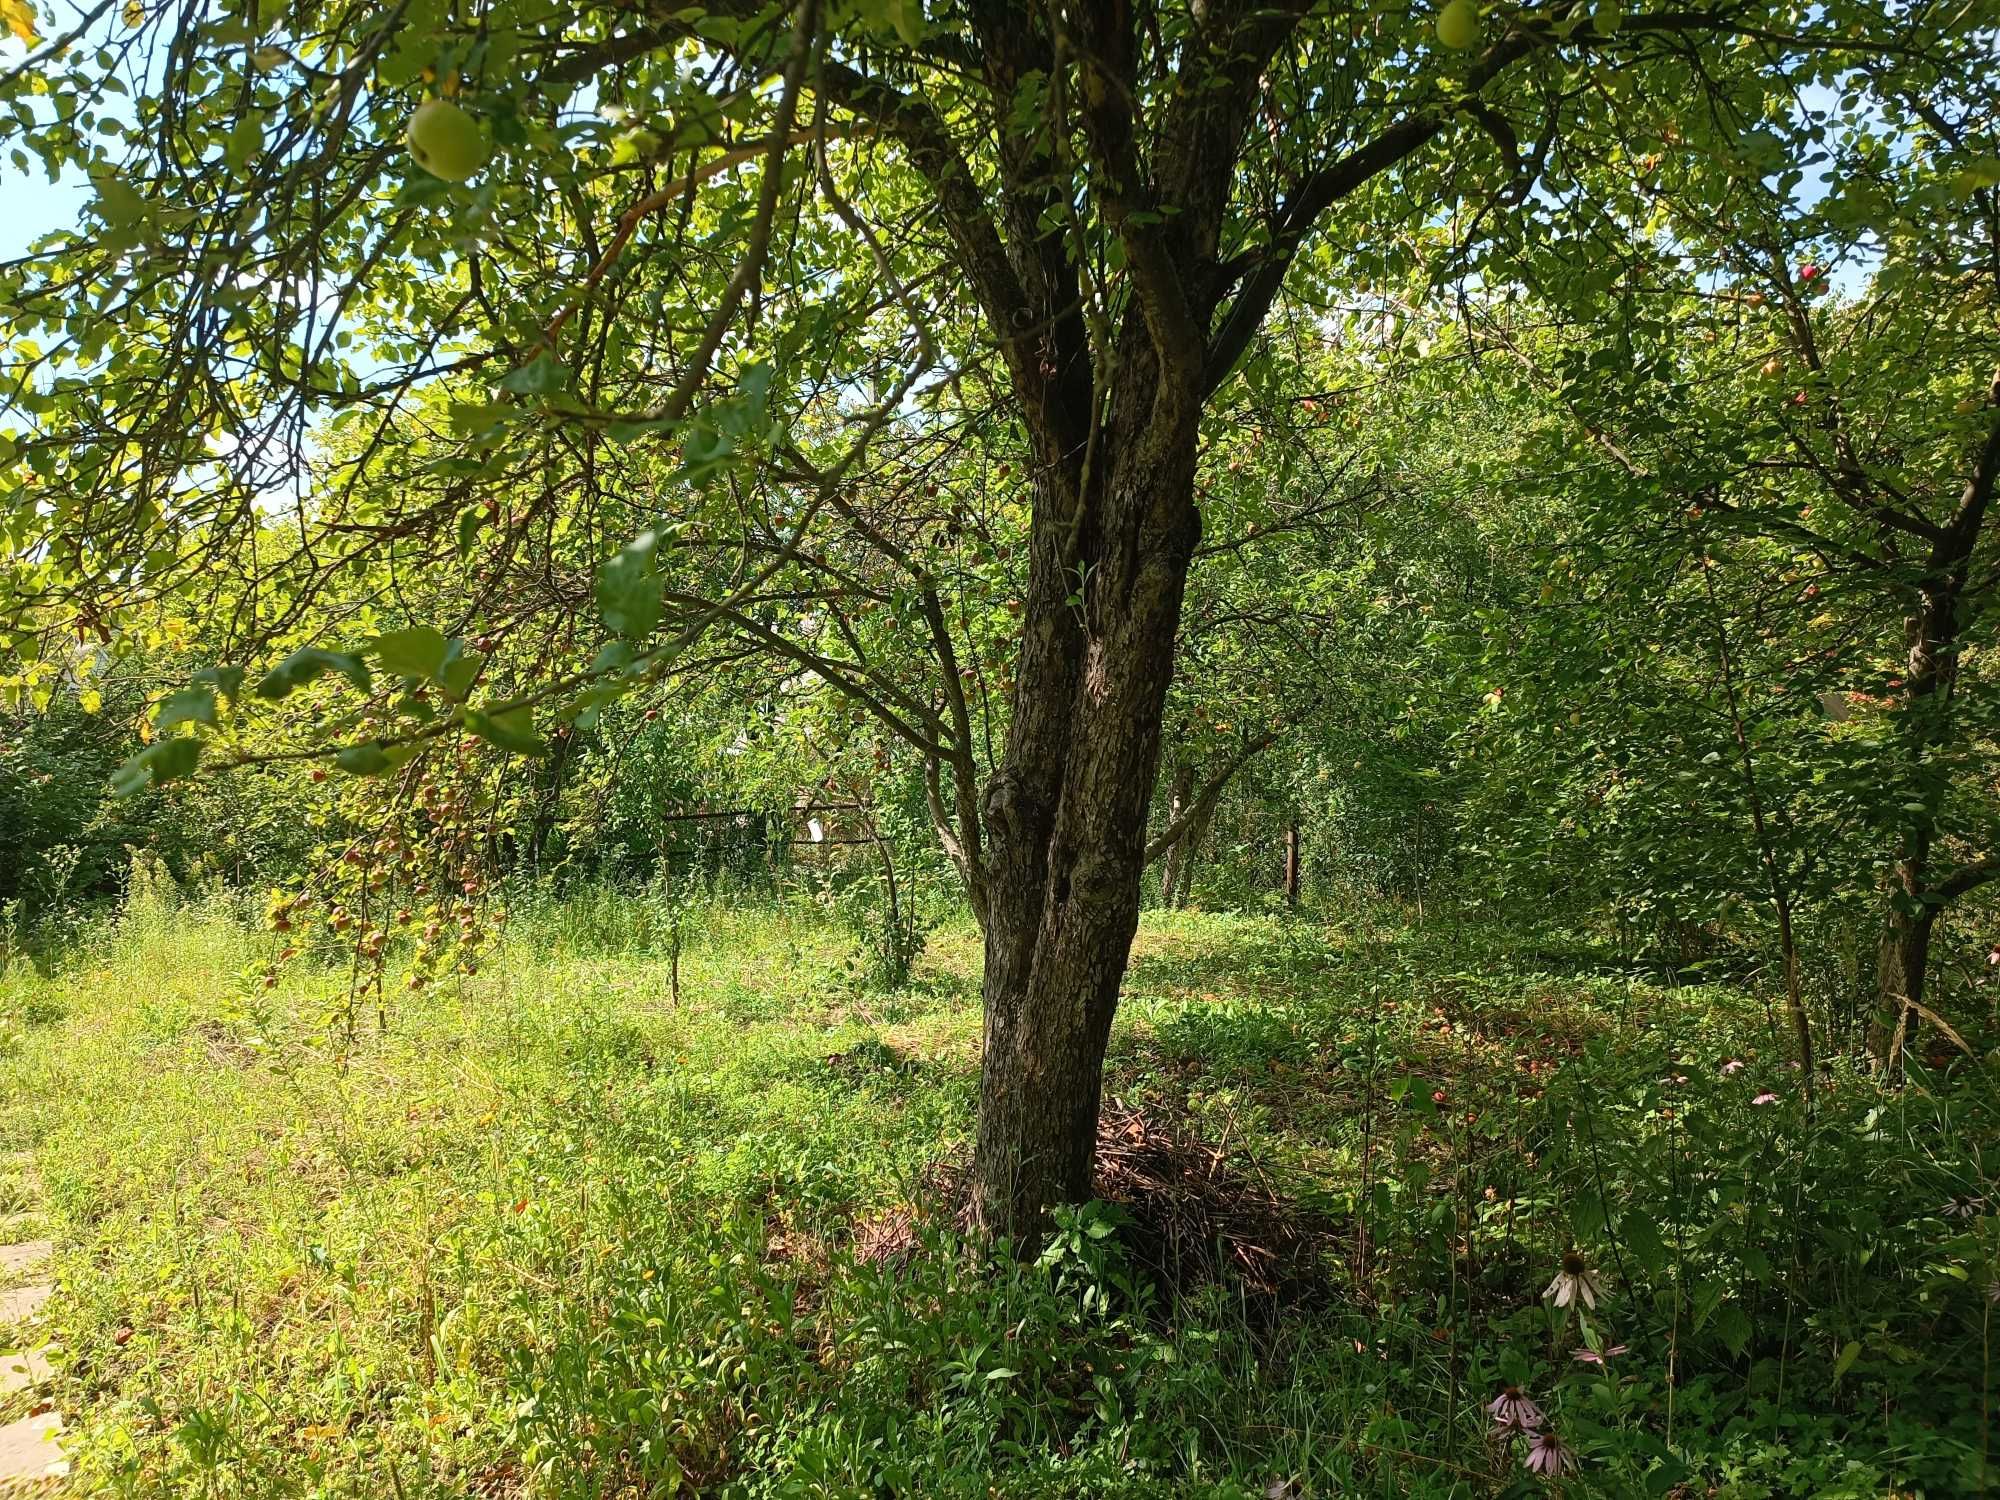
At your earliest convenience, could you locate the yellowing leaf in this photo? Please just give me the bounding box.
[1832,1340,1861,1381]
[1,0,39,44]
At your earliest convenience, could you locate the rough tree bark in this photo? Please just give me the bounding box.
[973,426,1203,1234]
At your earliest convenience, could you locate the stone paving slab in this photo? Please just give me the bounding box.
[0,1410,65,1485]
[0,1246,48,1282]
[0,1180,61,1490]
[0,1349,50,1397]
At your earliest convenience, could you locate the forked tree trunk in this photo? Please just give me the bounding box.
[886,0,1549,1243]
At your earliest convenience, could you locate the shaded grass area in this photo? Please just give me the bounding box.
[0,897,1993,1497]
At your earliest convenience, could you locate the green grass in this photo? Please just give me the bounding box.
[0,894,1993,1497]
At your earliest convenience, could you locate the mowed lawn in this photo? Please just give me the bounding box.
[0,897,1990,1498]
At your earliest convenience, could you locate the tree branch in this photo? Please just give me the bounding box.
[1202,31,1541,395]
[1144,732,1277,865]
[1933,857,2000,905]
[812,56,1057,436]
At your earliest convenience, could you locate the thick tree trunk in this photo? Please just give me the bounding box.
[1873,582,1953,1063]
[970,406,1202,1240]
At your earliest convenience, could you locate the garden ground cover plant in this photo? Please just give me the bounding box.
[0,886,1990,1498]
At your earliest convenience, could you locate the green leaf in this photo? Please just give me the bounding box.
[437,641,485,702]
[591,639,636,675]
[610,126,661,166]
[1712,1302,1752,1358]
[1571,1191,1607,1241]
[155,686,217,732]
[193,665,247,703]
[335,741,416,776]
[465,703,547,755]
[604,417,673,444]
[334,743,395,776]
[110,737,200,797]
[224,113,264,169]
[1621,1211,1667,1277]
[448,402,510,437]
[91,170,148,230]
[498,350,566,396]
[887,0,923,45]
[673,415,734,487]
[373,625,451,680]
[598,531,663,638]
[255,648,371,701]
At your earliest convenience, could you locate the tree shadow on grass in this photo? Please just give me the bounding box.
[1123,925,1346,1007]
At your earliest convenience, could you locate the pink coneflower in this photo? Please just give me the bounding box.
[1751,1091,1778,1106]
[1524,1429,1578,1477]
[1572,1343,1629,1366]
[1721,1058,1746,1075]
[1941,1196,1985,1219]
[1487,1385,1545,1432]
[1545,1249,1603,1310]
